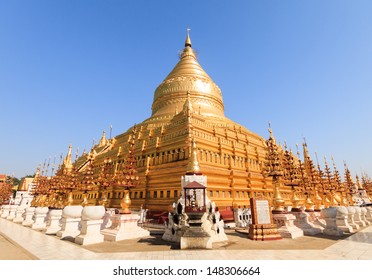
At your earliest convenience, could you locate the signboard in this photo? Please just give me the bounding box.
[255,200,271,224]
[248,198,282,241]
[250,198,272,225]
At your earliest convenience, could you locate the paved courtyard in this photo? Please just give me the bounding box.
[1,218,372,260]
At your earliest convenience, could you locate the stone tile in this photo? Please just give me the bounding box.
[2,218,372,260]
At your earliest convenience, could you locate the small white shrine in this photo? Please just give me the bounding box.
[162,139,228,249]
[13,178,35,207]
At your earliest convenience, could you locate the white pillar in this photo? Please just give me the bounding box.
[1,205,11,218]
[360,207,371,226]
[22,207,36,226]
[31,207,49,230]
[346,206,360,230]
[75,206,105,245]
[354,206,366,227]
[45,209,63,235]
[6,205,18,220]
[13,206,26,223]
[335,206,353,233]
[322,207,344,237]
[57,205,83,240]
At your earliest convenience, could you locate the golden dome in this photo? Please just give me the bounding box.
[151,32,224,118]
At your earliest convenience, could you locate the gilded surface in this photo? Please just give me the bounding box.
[29,32,371,214]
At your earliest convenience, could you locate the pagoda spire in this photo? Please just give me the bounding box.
[265,125,285,213]
[183,91,193,116]
[331,157,345,205]
[99,130,108,147]
[62,144,73,173]
[343,161,355,205]
[302,140,311,175]
[117,126,139,214]
[282,144,301,210]
[185,27,192,47]
[343,162,355,188]
[186,138,201,175]
[323,156,338,206]
[34,164,41,179]
[267,122,277,146]
[356,174,364,190]
[64,145,72,165]
[315,152,330,208]
[151,30,224,118]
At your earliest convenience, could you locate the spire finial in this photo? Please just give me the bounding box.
[183,90,193,115]
[64,144,73,167]
[267,122,276,145]
[186,137,201,175]
[185,27,192,47]
[99,130,108,147]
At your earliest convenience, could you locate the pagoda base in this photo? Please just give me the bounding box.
[248,224,282,241]
[163,225,187,243]
[180,227,212,249]
[272,213,304,239]
[101,214,150,242]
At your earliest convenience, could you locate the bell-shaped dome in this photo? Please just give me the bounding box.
[151,33,225,118]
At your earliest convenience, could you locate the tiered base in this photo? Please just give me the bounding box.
[248,224,282,241]
[180,227,212,249]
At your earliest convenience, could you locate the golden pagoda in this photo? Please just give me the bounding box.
[56,31,294,216]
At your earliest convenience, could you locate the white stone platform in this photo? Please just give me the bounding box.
[101,213,150,241]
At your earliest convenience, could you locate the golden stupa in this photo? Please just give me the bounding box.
[57,32,294,216]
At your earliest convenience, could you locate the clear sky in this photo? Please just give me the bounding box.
[0,0,371,179]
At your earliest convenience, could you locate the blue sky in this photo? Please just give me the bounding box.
[0,0,371,179]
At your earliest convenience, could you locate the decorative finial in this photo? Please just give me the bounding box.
[63,144,73,167]
[267,122,276,145]
[186,138,201,175]
[185,27,192,47]
[99,130,108,147]
[183,91,193,115]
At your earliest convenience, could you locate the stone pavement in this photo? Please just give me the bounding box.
[1,218,372,260]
